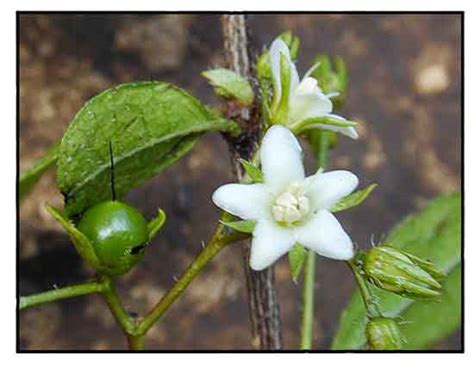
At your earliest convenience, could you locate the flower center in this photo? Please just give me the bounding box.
[272,182,310,224]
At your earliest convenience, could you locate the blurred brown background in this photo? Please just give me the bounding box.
[18,13,462,350]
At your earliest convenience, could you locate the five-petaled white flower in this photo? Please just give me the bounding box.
[269,39,358,139]
[212,125,358,271]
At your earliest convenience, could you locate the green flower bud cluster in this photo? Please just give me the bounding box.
[362,245,444,299]
[366,317,403,350]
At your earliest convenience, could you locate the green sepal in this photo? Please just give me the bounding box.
[220,219,256,234]
[147,208,167,241]
[45,204,101,271]
[239,159,264,183]
[278,31,300,60]
[20,142,59,201]
[202,68,254,105]
[271,53,293,123]
[366,318,403,350]
[291,116,357,134]
[288,243,307,282]
[401,252,446,282]
[331,184,378,213]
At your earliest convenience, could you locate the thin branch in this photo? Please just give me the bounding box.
[221,14,282,350]
[135,222,249,336]
[19,281,103,310]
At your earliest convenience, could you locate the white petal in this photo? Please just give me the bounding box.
[269,39,299,105]
[212,183,271,220]
[295,77,323,95]
[296,210,354,260]
[250,219,296,271]
[288,90,333,123]
[304,170,359,211]
[260,125,305,193]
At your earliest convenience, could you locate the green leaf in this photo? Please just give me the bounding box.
[220,219,256,234]
[19,143,59,201]
[148,208,166,241]
[202,69,254,105]
[239,159,264,183]
[45,204,101,271]
[57,82,239,217]
[288,243,307,282]
[331,193,461,350]
[331,184,377,213]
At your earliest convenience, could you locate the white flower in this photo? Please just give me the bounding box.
[212,125,358,271]
[269,39,358,139]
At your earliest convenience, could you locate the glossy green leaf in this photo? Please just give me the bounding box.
[19,143,59,201]
[331,193,461,350]
[45,204,101,271]
[220,219,256,234]
[148,208,167,241]
[57,82,239,217]
[239,159,264,183]
[202,69,254,105]
[288,243,307,282]
[331,184,377,213]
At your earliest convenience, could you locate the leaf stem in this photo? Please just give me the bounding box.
[347,259,382,319]
[19,281,103,310]
[135,220,249,336]
[299,130,330,349]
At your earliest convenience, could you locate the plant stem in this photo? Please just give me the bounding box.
[135,220,249,336]
[19,281,103,310]
[347,260,382,319]
[127,335,145,350]
[299,130,330,350]
[300,249,316,349]
[100,275,139,349]
[222,14,283,350]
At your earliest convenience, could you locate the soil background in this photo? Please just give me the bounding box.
[18,13,462,350]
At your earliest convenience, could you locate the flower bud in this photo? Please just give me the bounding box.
[362,245,443,299]
[366,318,403,350]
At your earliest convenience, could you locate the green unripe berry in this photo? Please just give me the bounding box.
[77,200,149,276]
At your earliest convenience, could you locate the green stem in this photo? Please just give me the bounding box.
[100,276,136,336]
[135,220,249,336]
[300,250,316,349]
[299,130,330,350]
[347,260,382,319]
[19,281,103,310]
[127,335,145,350]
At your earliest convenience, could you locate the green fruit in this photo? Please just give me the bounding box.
[77,200,149,276]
